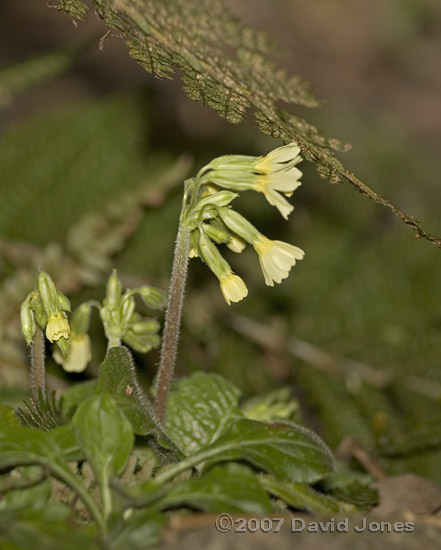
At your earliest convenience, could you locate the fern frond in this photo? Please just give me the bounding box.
[52,0,441,249]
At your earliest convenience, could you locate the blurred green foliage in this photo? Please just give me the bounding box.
[0,19,440,496]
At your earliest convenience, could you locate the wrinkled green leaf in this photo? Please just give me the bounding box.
[159,463,272,514]
[201,419,334,484]
[259,475,342,515]
[164,372,241,455]
[96,347,157,436]
[72,394,134,480]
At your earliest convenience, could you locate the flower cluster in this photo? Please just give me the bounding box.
[20,269,167,373]
[21,271,71,348]
[99,269,166,353]
[181,142,305,304]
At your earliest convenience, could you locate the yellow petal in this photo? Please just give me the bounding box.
[220,273,248,305]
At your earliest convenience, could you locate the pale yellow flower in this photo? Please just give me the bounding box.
[219,273,248,305]
[254,236,304,286]
[53,333,92,373]
[226,233,247,253]
[256,143,302,173]
[46,311,70,342]
[254,143,303,219]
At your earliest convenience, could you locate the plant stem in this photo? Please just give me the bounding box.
[30,325,45,399]
[154,225,191,421]
[50,462,107,534]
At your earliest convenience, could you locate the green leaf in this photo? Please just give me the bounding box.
[259,475,341,515]
[0,402,20,428]
[110,511,166,550]
[0,504,99,550]
[241,387,299,422]
[72,394,134,480]
[159,463,272,514]
[0,425,63,469]
[61,380,97,418]
[50,424,83,461]
[164,372,241,455]
[0,423,106,531]
[319,468,379,511]
[201,419,334,484]
[0,479,52,512]
[96,347,158,436]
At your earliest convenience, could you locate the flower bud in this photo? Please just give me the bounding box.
[226,233,247,253]
[202,223,230,244]
[198,231,230,279]
[53,333,71,357]
[105,269,122,310]
[218,208,261,244]
[137,287,167,310]
[30,291,47,328]
[70,303,91,335]
[122,327,160,353]
[56,290,71,312]
[121,295,136,325]
[20,299,36,346]
[37,271,59,316]
[194,190,238,212]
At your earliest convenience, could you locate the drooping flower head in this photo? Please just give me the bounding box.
[181,143,305,304]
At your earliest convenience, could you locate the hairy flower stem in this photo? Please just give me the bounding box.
[154,225,191,421]
[30,325,45,399]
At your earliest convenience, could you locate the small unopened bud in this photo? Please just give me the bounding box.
[70,303,91,335]
[20,299,36,346]
[194,190,238,212]
[226,234,247,253]
[54,335,71,357]
[57,290,71,312]
[198,232,230,280]
[137,287,167,310]
[121,295,136,324]
[37,271,59,316]
[123,327,160,353]
[202,223,230,244]
[106,269,122,309]
[218,208,261,244]
[30,291,47,328]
